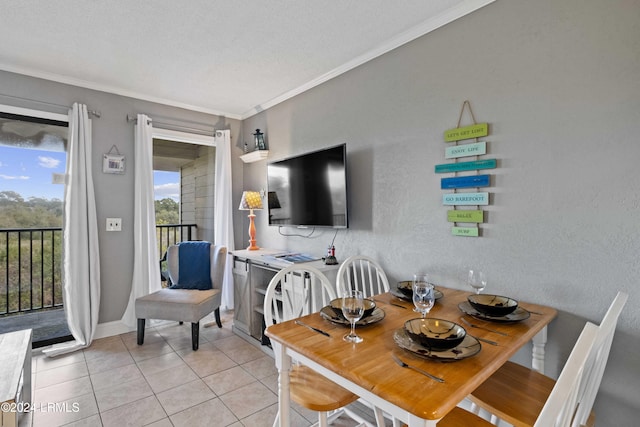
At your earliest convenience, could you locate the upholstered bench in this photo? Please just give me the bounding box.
[136,243,226,351]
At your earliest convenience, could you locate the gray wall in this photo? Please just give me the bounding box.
[0,69,244,324]
[240,0,640,425]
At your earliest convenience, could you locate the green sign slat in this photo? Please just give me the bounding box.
[435,159,496,173]
[444,123,488,142]
[442,192,489,206]
[452,226,479,237]
[447,210,484,223]
[445,141,486,159]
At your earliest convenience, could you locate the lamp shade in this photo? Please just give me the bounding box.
[239,191,263,210]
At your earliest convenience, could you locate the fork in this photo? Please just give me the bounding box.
[460,317,509,336]
[392,354,445,383]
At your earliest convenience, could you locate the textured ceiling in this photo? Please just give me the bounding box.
[0,0,494,119]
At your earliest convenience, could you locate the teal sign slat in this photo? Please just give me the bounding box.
[441,174,490,189]
[445,141,487,159]
[435,159,496,174]
[442,192,489,206]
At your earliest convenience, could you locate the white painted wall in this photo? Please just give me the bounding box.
[240,0,640,424]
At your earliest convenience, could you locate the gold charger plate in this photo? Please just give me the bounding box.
[458,301,530,323]
[393,328,481,361]
[320,306,385,326]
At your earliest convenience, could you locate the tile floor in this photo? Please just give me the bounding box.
[24,310,380,427]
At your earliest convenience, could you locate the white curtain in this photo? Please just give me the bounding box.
[121,114,161,327]
[214,130,235,309]
[44,103,100,357]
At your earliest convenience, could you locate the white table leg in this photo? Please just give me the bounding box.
[532,326,547,374]
[273,342,292,427]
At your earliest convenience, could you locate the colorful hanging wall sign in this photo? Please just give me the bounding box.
[435,159,496,174]
[445,141,486,159]
[442,192,489,206]
[444,123,488,142]
[441,174,490,189]
[451,226,479,237]
[447,210,484,223]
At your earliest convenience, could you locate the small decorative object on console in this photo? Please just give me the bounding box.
[325,245,338,265]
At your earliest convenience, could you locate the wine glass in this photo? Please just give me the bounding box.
[468,269,487,294]
[342,290,364,343]
[412,274,435,318]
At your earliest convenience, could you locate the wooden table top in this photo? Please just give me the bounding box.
[266,287,557,421]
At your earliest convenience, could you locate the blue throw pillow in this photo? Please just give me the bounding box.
[169,241,212,290]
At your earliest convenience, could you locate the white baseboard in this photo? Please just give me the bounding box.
[94,320,136,339]
[93,319,177,340]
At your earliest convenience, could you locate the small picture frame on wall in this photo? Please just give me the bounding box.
[103,153,125,174]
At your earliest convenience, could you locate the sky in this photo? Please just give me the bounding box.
[0,145,180,201]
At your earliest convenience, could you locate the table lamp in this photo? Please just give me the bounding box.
[239,190,263,250]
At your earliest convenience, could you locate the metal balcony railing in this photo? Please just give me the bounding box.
[156,223,197,259]
[0,227,63,316]
[0,223,197,316]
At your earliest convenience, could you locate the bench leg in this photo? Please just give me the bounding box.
[191,322,200,351]
[215,308,223,328]
[137,319,145,345]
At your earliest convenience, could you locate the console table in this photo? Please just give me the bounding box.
[0,329,32,427]
[231,249,339,344]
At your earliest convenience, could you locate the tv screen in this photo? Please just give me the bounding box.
[267,144,348,228]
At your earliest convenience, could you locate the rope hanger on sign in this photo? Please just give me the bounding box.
[456,100,478,128]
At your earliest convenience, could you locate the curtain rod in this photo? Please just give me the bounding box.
[126,114,215,136]
[0,93,101,117]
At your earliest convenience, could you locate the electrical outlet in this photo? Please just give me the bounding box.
[106,218,122,231]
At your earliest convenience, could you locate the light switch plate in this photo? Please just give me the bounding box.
[106,218,122,231]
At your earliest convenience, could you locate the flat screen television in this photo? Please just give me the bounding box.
[267,144,348,228]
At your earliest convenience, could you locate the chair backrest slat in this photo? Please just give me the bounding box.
[571,291,628,427]
[535,291,627,427]
[336,255,390,298]
[263,265,336,327]
[534,322,599,427]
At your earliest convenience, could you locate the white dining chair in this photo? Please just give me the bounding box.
[469,291,628,427]
[336,255,390,298]
[336,255,392,426]
[263,264,372,427]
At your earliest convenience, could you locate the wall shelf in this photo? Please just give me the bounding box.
[240,150,269,163]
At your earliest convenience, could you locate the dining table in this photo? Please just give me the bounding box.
[265,287,557,427]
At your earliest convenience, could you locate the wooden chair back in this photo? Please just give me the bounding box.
[263,264,336,326]
[571,291,628,427]
[536,291,627,427]
[336,255,390,298]
[534,322,599,427]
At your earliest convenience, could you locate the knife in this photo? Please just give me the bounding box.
[295,320,331,337]
[472,335,499,346]
[460,317,509,336]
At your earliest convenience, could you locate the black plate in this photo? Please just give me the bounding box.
[394,328,481,361]
[391,284,443,302]
[458,301,530,323]
[320,306,385,326]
